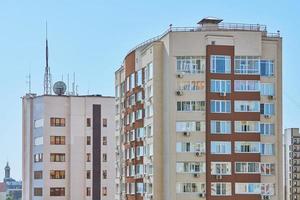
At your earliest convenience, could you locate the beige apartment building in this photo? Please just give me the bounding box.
[22,93,115,200]
[114,17,282,200]
[284,128,300,200]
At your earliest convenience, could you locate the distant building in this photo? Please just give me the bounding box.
[0,162,22,200]
[284,128,300,200]
[22,93,115,200]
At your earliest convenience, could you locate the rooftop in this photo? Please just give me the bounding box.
[126,17,280,56]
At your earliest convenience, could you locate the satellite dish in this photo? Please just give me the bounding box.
[53,81,67,95]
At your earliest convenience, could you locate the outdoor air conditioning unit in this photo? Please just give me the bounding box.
[262,195,270,200]
[195,152,200,157]
[268,95,275,100]
[220,92,227,97]
[264,115,271,119]
[199,193,205,198]
[194,173,200,178]
[183,131,191,136]
[176,73,184,78]
[176,90,184,96]
[216,175,223,180]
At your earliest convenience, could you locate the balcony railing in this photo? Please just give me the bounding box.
[127,23,280,56]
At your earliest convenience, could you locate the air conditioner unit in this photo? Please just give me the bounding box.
[183,131,191,136]
[216,175,223,180]
[195,152,200,157]
[268,95,274,100]
[262,195,270,200]
[194,173,200,178]
[176,90,184,96]
[176,73,184,78]
[220,92,227,97]
[264,115,271,119]
[199,193,205,198]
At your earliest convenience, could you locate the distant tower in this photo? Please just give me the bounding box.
[44,23,52,95]
[4,162,10,180]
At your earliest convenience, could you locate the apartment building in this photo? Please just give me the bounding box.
[114,17,282,200]
[284,128,300,200]
[22,93,115,200]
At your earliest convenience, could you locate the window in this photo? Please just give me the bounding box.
[34,188,43,196]
[103,153,107,162]
[234,121,260,133]
[87,170,91,179]
[136,109,143,120]
[235,162,260,173]
[235,183,260,194]
[210,100,231,113]
[34,153,43,162]
[103,136,107,145]
[86,118,91,127]
[136,128,145,139]
[102,187,107,196]
[34,171,43,179]
[145,124,152,138]
[176,56,205,74]
[177,101,205,111]
[176,121,205,132]
[115,85,120,98]
[50,118,65,127]
[211,162,231,175]
[211,55,231,74]
[86,153,91,162]
[234,80,260,92]
[210,79,231,93]
[261,163,275,175]
[136,91,143,102]
[50,136,65,145]
[176,183,205,193]
[50,187,65,196]
[235,142,260,153]
[86,187,91,196]
[234,101,260,112]
[34,119,44,128]
[260,103,275,115]
[261,143,275,155]
[211,182,231,196]
[145,62,153,82]
[261,183,275,195]
[176,142,205,153]
[50,170,65,179]
[178,81,205,91]
[176,162,205,173]
[136,182,144,194]
[137,69,143,86]
[50,153,65,162]
[87,136,91,145]
[211,142,231,154]
[34,136,43,146]
[146,85,153,99]
[234,56,260,75]
[260,123,275,135]
[103,118,107,127]
[211,121,231,134]
[260,60,274,76]
[103,170,107,179]
[261,83,275,96]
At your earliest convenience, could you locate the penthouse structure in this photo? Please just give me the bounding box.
[114,17,282,200]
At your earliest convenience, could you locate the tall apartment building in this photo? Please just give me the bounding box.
[284,128,300,200]
[115,17,282,200]
[22,93,115,200]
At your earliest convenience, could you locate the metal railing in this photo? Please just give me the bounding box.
[126,22,280,56]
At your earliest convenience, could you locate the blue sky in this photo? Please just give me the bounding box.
[0,0,299,180]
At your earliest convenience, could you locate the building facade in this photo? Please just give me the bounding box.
[115,17,282,200]
[22,94,115,200]
[284,128,300,200]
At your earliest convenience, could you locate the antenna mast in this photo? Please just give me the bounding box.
[44,22,52,95]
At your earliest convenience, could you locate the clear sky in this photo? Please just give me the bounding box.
[0,0,299,180]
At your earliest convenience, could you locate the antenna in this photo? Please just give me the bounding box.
[26,73,32,93]
[44,21,52,95]
[72,72,75,95]
[67,73,70,95]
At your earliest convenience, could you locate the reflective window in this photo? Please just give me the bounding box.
[211,100,231,113]
[176,56,205,74]
[210,55,231,74]
[211,79,231,93]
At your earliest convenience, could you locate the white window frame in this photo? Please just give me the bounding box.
[210,120,231,134]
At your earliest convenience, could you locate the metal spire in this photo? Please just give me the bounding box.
[44,22,52,95]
